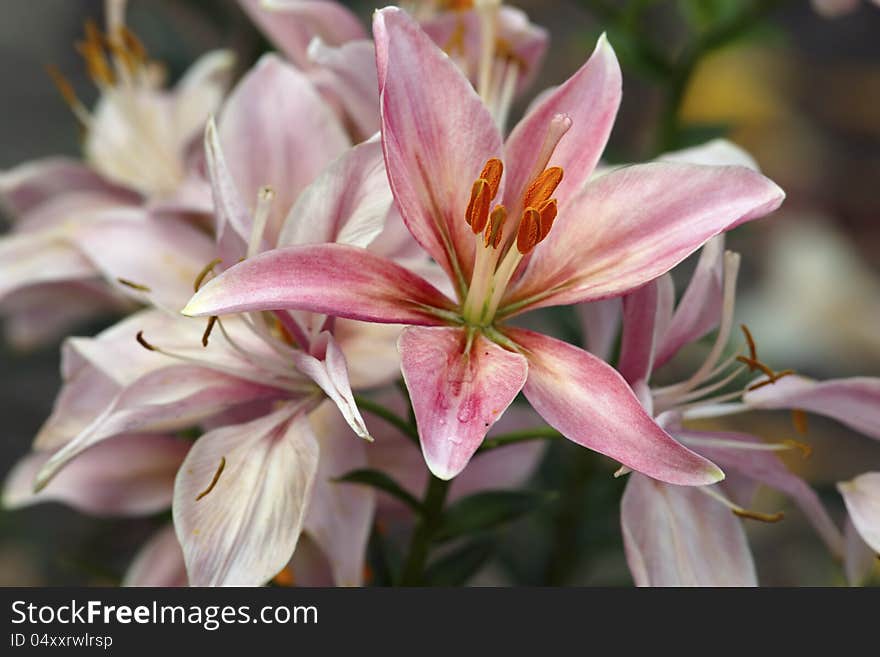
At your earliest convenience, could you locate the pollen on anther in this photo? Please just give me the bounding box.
[466,179,491,233]
[522,166,563,210]
[484,205,507,248]
[479,158,504,199]
[516,207,540,254]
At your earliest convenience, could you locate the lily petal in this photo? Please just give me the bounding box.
[503,33,621,209]
[576,297,621,363]
[307,38,380,141]
[399,326,528,480]
[238,0,366,69]
[218,54,349,245]
[291,332,371,440]
[4,434,188,516]
[621,473,757,586]
[680,428,844,556]
[744,376,880,441]
[183,243,455,326]
[277,138,391,250]
[304,400,375,586]
[172,50,236,149]
[617,281,660,386]
[844,515,877,586]
[374,6,502,290]
[506,162,784,314]
[174,405,320,586]
[36,364,285,491]
[838,472,880,553]
[123,525,188,587]
[509,328,723,485]
[654,236,726,369]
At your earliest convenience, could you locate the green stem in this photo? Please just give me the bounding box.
[354,394,420,446]
[479,427,563,453]
[398,474,451,586]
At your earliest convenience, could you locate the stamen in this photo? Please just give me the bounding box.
[193,258,223,292]
[466,179,491,233]
[475,0,501,100]
[201,316,218,347]
[522,167,563,210]
[746,369,795,391]
[516,207,540,254]
[479,158,503,198]
[247,186,275,258]
[736,356,776,379]
[791,409,809,435]
[537,199,558,241]
[483,205,507,248]
[783,438,812,459]
[699,485,784,524]
[77,20,115,87]
[135,330,156,352]
[117,278,151,292]
[195,456,226,501]
[741,324,758,361]
[46,65,91,126]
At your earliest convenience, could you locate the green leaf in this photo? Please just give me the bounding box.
[424,538,497,586]
[335,469,423,515]
[435,490,555,542]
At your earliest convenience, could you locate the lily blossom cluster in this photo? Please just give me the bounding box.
[2,0,878,587]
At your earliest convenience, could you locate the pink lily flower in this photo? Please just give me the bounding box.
[0,1,234,345]
[183,8,784,484]
[838,473,880,584]
[572,131,876,583]
[240,0,547,138]
[12,50,430,586]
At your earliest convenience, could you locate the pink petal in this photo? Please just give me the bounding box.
[238,0,366,69]
[617,280,660,386]
[3,434,188,516]
[277,138,391,250]
[509,328,723,485]
[171,50,236,149]
[0,232,96,300]
[679,428,844,556]
[576,297,621,363]
[374,6,502,290]
[653,236,726,369]
[183,243,455,325]
[506,162,784,314]
[36,364,285,491]
[0,157,135,216]
[838,472,880,553]
[307,38,380,141]
[218,54,350,245]
[399,326,528,480]
[844,515,877,586]
[292,332,371,440]
[503,34,620,209]
[173,405,320,586]
[70,211,217,312]
[621,473,757,586]
[304,400,375,586]
[365,391,545,513]
[204,118,249,263]
[658,138,760,170]
[123,524,188,587]
[744,376,880,441]
[1,281,129,351]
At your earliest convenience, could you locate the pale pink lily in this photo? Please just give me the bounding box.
[18,52,412,586]
[240,0,547,137]
[0,1,234,345]
[183,9,784,484]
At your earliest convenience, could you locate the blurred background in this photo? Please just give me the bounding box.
[1,0,878,585]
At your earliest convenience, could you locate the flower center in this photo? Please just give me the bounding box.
[460,118,571,327]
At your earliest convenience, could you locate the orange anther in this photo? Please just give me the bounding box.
[732,508,784,523]
[516,207,541,254]
[478,158,504,200]
[466,179,491,233]
[273,565,295,587]
[483,205,507,249]
[537,199,558,241]
[522,166,563,210]
[791,409,809,436]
